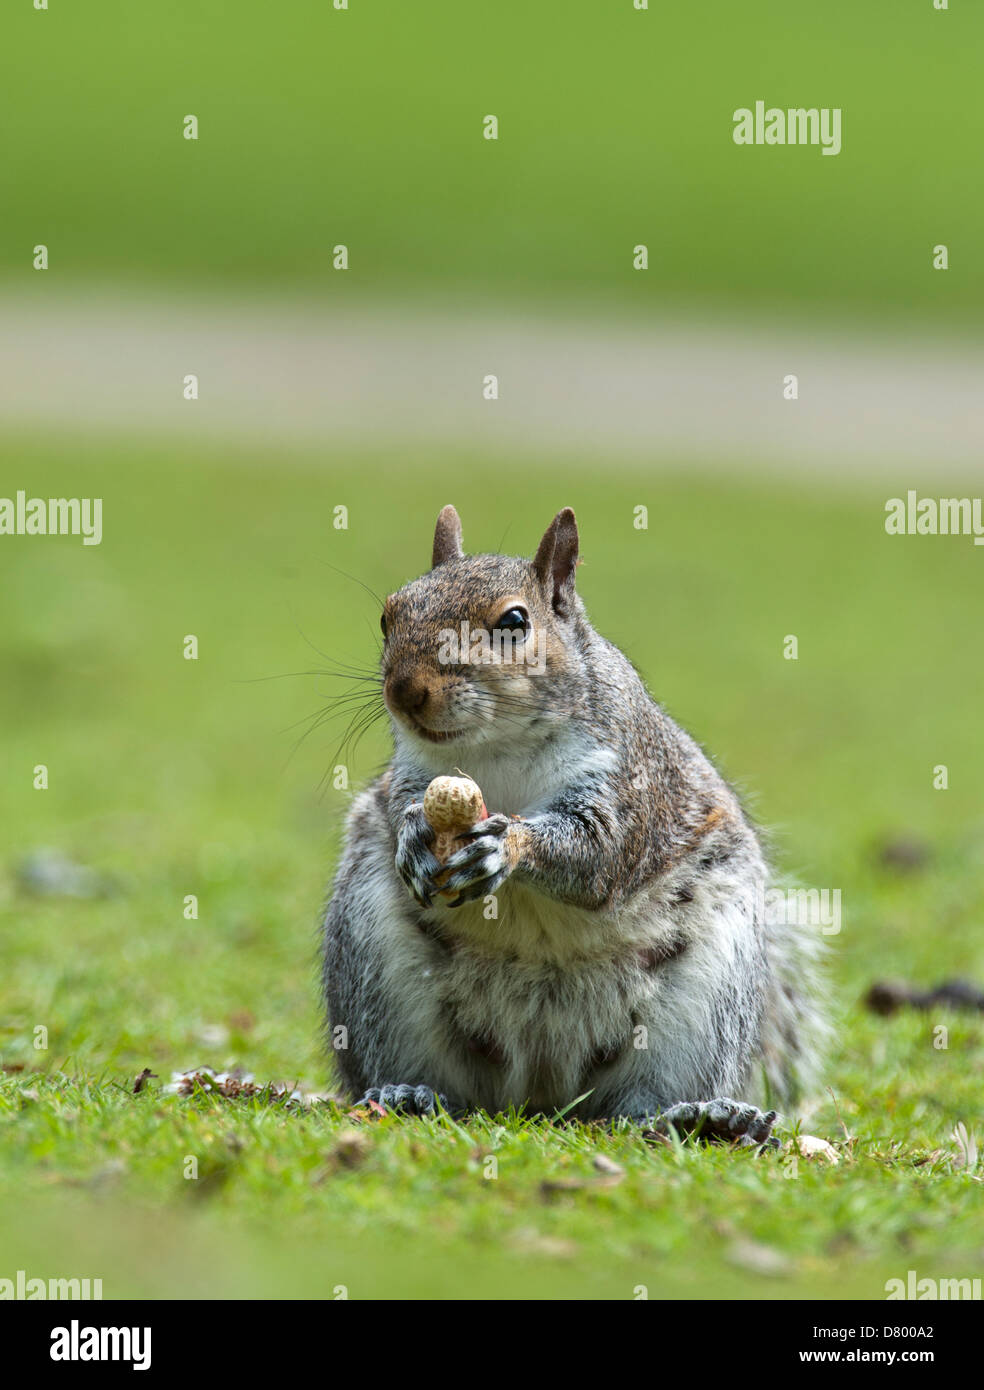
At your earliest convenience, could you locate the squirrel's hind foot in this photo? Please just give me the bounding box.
[352,1083,447,1117]
[646,1098,780,1150]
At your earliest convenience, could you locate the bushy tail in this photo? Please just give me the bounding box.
[759,895,831,1107]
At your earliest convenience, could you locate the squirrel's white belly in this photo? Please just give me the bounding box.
[406,876,760,1114]
[351,778,767,1113]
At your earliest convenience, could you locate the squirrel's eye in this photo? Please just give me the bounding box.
[380,612,388,638]
[498,606,529,633]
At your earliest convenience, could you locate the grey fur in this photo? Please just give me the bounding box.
[321,507,825,1136]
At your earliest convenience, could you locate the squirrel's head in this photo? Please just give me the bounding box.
[380,505,586,752]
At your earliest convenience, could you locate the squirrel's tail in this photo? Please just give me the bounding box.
[758,887,832,1106]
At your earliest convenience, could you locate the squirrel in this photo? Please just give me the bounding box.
[321,506,825,1144]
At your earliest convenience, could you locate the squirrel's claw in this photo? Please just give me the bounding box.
[354,1084,445,1117]
[395,804,442,908]
[651,1098,780,1149]
[466,812,511,839]
[444,874,501,907]
[440,820,513,900]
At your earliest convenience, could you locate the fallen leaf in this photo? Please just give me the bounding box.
[165,1068,309,1105]
[347,1097,389,1120]
[792,1134,840,1164]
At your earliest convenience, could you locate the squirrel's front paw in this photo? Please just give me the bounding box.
[395,803,442,908]
[440,813,517,906]
[354,1084,445,1117]
[653,1098,780,1149]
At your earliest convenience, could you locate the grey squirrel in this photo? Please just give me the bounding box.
[321,506,825,1144]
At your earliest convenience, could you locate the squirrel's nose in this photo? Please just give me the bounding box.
[387,672,430,717]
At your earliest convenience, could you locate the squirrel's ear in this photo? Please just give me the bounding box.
[533,508,579,617]
[432,504,464,568]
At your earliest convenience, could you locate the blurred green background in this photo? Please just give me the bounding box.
[2,0,981,323]
[1,2,982,1301]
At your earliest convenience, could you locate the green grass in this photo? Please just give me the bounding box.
[1,434,983,1298]
[2,0,982,328]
